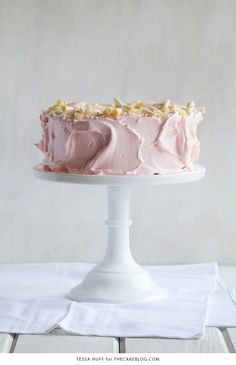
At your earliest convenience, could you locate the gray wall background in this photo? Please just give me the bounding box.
[0,0,235,264]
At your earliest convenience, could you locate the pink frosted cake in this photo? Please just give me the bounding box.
[36,98,204,175]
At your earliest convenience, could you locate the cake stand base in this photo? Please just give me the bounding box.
[69,266,165,303]
[69,186,167,303]
[34,164,205,304]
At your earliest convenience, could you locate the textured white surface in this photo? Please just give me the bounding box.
[222,328,236,353]
[0,0,236,264]
[0,334,14,353]
[0,265,235,353]
[124,328,228,353]
[14,334,119,353]
[0,262,226,337]
[220,267,236,352]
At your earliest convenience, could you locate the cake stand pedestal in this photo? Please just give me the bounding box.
[34,165,205,304]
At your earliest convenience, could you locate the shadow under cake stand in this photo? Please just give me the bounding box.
[34,164,205,304]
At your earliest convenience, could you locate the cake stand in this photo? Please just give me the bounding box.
[34,164,205,304]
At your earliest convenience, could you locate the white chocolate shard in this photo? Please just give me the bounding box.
[152,107,164,116]
[162,99,170,112]
[114,97,123,108]
[186,101,195,114]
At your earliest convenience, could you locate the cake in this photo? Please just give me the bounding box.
[36,98,204,175]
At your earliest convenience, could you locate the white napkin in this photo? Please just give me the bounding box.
[0,262,235,338]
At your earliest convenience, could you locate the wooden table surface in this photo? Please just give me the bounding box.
[0,266,235,353]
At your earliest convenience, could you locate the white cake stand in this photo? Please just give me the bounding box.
[34,164,205,304]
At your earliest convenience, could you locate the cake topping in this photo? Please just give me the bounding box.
[114,97,123,108]
[44,98,205,121]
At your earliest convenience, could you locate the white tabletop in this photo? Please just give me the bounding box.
[1,265,235,354]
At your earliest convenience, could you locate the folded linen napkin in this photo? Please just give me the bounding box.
[0,262,235,338]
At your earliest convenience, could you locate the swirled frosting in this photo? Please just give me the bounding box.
[36,99,204,175]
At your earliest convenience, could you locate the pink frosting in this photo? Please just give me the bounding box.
[36,112,203,175]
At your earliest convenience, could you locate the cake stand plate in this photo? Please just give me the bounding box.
[34,164,205,303]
